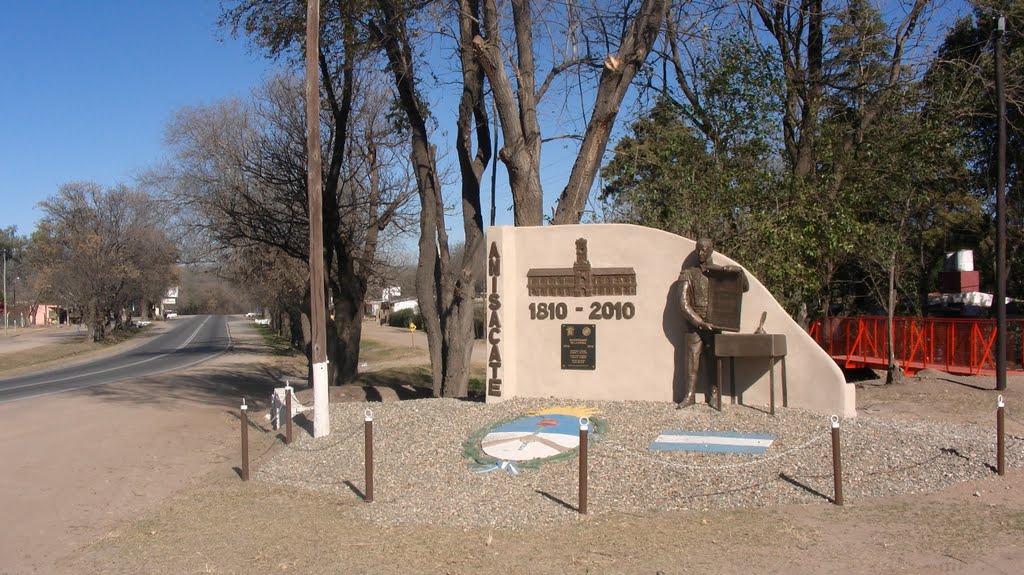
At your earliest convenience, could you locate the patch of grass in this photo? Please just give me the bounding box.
[468,366,486,398]
[357,338,425,364]
[254,325,300,356]
[353,366,433,390]
[358,338,384,353]
[0,342,93,374]
[0,325,150,375]
[348,363,485,400]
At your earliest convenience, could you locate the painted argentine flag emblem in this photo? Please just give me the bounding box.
[649,430,775,455]
[481,414,589,461]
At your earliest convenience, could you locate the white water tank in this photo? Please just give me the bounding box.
[944,249,974,272]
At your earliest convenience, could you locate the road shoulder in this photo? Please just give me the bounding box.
[0,316,283,575]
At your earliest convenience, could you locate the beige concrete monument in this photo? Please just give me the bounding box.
[485,224,855,417]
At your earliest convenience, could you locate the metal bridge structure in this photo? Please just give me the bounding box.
[808,316,1024,376]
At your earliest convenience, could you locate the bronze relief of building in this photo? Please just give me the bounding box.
[527,238,637,297]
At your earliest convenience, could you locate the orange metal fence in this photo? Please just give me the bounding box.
[808,316,1024,376]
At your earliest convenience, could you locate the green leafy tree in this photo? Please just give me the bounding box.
[604,32,821,312]
[158,70,414,385]
[611,0,979,329]
[835,83,975,381]
[927,2,1024,298]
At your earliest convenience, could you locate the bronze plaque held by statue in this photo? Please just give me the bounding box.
[707,268,744,332]
[561,324,596,370]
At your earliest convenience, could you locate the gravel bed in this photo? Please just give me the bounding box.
[254,398,1023,530]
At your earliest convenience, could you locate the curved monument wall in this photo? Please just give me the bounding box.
[484,224,855,417]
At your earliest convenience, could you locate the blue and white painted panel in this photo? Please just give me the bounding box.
[649,430,775,454]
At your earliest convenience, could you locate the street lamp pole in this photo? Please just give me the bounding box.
[995,16,1008,392]
[2,248,7,335]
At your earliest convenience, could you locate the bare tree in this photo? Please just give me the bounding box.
[156,73,414,384]
[33,182,178,341]
[365,0,489,397]
[218,0,671,396]
[471,0,671,225]
[551,0,671,224]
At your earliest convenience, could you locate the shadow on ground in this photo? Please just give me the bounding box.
[77,356,289,410]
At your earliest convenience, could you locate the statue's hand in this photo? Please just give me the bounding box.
[724,264,742,273]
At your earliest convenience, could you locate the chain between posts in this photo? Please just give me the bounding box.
[600,432,827,472]
[598,417,845,505]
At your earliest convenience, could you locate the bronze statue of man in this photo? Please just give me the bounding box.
[677,238,747,408]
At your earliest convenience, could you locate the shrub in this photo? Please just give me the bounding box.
[388,308,424,330]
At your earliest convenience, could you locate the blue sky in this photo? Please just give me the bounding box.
[0,1,276,236]
[0,1,973,240]
[0,0,525,242]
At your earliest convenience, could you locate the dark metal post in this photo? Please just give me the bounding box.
[578,417,589,514]
[240,399,250,481]
[2,248,7,335]
[285,384,293,446]
[364,409,374,503]
[995,16,1008,391]
[997,395,1006,476]
[831,415,843,506]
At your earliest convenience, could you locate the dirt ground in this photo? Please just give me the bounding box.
[0,325,86,354]
[2,320,1023,574]
[0,319,284,575]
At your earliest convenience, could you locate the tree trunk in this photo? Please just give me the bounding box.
[327,253,367,385]
[885,252,903,384]
[447,0,490,396]
[327,306,362,385]
[552,0,670,224]
[312,2,364,387]
[751,0,823,181]
[371,0,486,398]
[287,305,304,349]
[474,0,543,226]
[85,300,99,342]
[300,286,313,370]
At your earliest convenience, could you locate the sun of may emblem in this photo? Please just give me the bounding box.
[464,406,603,471]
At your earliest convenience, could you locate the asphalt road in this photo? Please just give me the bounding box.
[0,315,232,403]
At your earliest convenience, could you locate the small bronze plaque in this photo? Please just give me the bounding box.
[561,324,596,370]
[708,268,744,332]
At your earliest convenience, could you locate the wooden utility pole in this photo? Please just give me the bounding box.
[306,0,330,436]
[995,16,1007,392]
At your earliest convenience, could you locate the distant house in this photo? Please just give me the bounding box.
[391,299,418,313]
[366,297,418,325]
[364,286,411,322]
[31,304,61,326]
